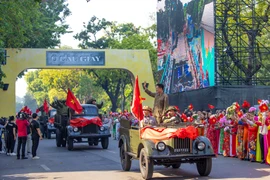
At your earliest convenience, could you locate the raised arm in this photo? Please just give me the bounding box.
[144,88,156,98]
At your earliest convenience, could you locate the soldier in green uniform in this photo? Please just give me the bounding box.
[162,106,181,124]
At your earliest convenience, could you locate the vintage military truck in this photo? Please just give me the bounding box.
[52,100,111,151]
[118,120,215,180]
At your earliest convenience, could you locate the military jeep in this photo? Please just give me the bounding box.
[118,120,215,180]
[55,104,111,151]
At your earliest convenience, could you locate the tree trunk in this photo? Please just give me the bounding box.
[111,97,118,112]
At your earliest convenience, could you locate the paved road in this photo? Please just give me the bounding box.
[0,137,269,180]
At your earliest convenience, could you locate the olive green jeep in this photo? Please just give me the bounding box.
[118,119,215,180]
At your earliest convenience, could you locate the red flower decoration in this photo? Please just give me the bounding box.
[237,111,243,118]
[181,113,187,122]
[259,104,269,112]
[188,104,193,110]
[258,99,262,104]
[242,100,250,109]
[235,102,240,110]
[209,116,217,125]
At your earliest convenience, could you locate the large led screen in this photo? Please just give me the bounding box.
[157,0,215,94]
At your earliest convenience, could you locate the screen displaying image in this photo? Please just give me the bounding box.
[157,0,215,94]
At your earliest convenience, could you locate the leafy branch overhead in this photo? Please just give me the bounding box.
[74,16,157,111]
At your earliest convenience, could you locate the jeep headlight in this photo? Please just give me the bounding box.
[73,127,78,132]
[100,126,105,131]
[197,142,206,151]
[156,142,166,151]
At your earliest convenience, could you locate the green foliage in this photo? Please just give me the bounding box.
[0,0,71,84]
[23,92,38,112]
[74,16,157,111]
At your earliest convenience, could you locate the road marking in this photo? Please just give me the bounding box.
[40,164,51,171]
[106,150,116,154]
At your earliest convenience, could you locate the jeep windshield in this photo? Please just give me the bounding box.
[73,106,98,116]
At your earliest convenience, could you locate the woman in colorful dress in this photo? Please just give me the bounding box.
[207,115,218,155]
[246,107,258,162]
[236,113,249,160]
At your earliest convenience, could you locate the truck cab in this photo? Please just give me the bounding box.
[55,104,111,151]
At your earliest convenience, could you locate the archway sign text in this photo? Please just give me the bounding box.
[46,51,105,66]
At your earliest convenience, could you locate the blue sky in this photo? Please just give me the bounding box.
[16,0,156,98]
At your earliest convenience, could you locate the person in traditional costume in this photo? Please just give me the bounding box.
[236,113,249,160]
[141,106,157,127]
[218,114,226,155]
[223,103,238,157]
[255,100,270,164]
[235,101,251,160]
[162,106,181,124]
[207,115,218,155]
[246,107,258,162]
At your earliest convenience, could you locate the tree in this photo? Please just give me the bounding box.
[0,0,72,85]
[74,16,157,111]
[23,92,38,112]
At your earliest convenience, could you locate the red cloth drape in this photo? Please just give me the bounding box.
[140,126,199,140]
[70,117,102,128]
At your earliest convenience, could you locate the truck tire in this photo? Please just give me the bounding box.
[47,131,51,139]
[196,158,212,176]
[139,148,153,180]
[56,129,61,147]
[62,139,66,147]
[93,138,99,146]
[101,137,109,149]
[120,143,132,171]
[172,163,181,169]
[67,137,73,151]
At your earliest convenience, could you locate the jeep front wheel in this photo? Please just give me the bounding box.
[101,137,109,149]
[120,143,132,171]
[139,148,153,180]
[196,158,212,176]
[67,138,74,151]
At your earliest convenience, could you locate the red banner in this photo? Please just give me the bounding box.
[141,126,199,140]
[70,117,102,128]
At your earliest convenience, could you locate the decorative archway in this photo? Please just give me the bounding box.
[1,48,155,116]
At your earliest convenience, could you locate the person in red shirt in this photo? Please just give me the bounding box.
[16,112,29,159]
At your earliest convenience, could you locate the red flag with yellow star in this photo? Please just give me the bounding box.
[131,76,145,120]
[43,100,49,113]
[66,89,83,114]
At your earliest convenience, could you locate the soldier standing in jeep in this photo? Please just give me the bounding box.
[143,83,169,124]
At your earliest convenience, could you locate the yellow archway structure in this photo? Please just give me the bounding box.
[0,48,155,117]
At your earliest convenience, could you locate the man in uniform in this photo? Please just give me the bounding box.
[162,106,181,124]
[143,83,169,124]
[141,106,157,127]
